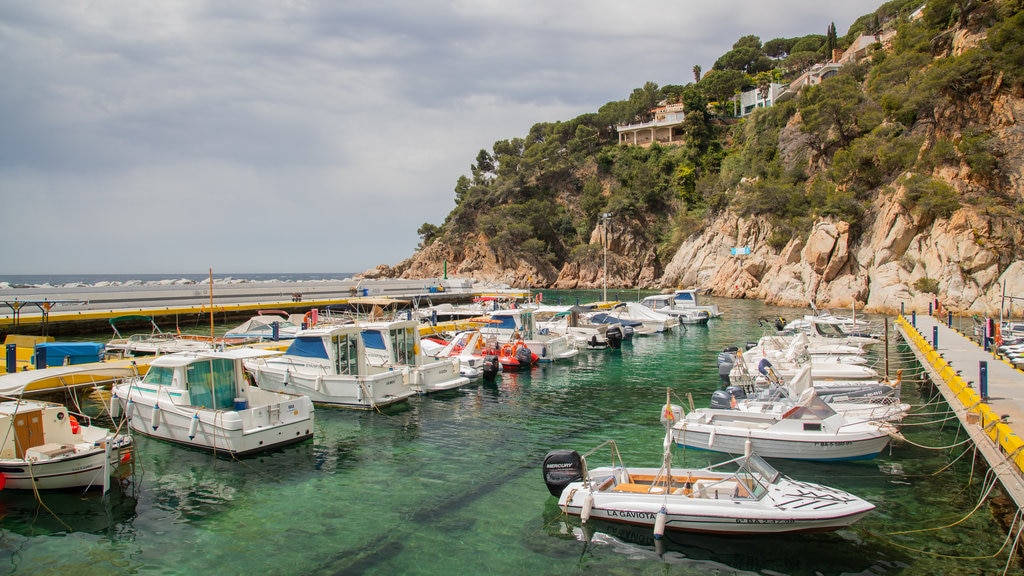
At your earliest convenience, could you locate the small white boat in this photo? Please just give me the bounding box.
[543,417,874,535]
[223,310,302,341]
[359,318,470,393]
[533,305,624,350]
[672,387,898,461]
[639,294,711,325]
[712,365,910,423]
[672,289,722,318]
[111,348,314,456]
[423,329,501,380]
[245,323,418,409]
[0,398,133,492]
[480,308,579,362]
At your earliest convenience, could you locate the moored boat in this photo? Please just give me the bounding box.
[542,402,875,535]
[112,348,314,456]
[0,398,133,492]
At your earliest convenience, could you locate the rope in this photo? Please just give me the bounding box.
[897,433,976,451]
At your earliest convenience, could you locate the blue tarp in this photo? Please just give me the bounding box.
[285,336,330,359]
[32,342,105,367]
[360,330,387,350]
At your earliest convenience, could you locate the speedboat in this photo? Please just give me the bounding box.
[543,407,874,535]
[0,398,134,492]
[532,305,623,350]
[423,329,501,380]
[671,387,898,461]
[672,289,722,318]
[223,310,302,341]
[245,323,417,409]
[112,348,314,456]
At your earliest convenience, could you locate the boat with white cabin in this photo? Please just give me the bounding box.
[245,323,417,409]
[480,308,579,362]
[0,398,134,492]
[111,348,314,456]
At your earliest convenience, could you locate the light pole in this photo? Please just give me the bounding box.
[601,213,611,301]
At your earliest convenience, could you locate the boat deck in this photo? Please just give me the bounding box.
[895,314,1024,509]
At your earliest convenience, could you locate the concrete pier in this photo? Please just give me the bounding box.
[896,314,1024,510]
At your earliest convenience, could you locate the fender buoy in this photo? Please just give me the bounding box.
[69,415,80,435]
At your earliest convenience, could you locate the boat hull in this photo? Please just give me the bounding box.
[672,422,891,461]
[115,389,314,456]
[0,435,133,490]
[250,365,416,410]
[557,466,873,535]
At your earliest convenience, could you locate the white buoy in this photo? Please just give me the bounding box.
[744,438,752,457]
[708,429,716,447]
[581,492,594,523]
[654,506,668,539]
[188,413,200,439]
[151,404,161,431]
[109,393,121,419]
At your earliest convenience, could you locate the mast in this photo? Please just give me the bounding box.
[209,268,215,340]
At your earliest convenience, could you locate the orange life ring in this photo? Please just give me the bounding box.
[303,311,316,328]
[69,415,80,435]
[501,344,513,357]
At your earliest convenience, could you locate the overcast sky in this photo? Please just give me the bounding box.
[1,1,883,275]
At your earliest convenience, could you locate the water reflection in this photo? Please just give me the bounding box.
[0,486,139,539]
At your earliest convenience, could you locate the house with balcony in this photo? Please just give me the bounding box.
[616,102,686,146]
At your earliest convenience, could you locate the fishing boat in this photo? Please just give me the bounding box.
[672,289,722,318]
[671,386,899,461]
[639,294,711,325]
[245,323,417,409]
[480,308,579,362]
[542,401,875,535]
[359,318,470,393]
[0,398,133,492]
[111,348,314,456]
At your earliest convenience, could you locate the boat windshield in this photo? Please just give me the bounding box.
[742,454,781,483]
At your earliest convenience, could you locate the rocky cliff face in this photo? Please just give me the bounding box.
[373,77,1024,317]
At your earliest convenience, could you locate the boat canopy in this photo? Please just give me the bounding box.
[285,336,330,360]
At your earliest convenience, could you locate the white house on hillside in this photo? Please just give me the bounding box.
[616,102,686,146]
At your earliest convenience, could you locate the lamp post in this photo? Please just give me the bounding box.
[601,212,611,301]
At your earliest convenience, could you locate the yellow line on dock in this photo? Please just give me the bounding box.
[895,314,1024,509]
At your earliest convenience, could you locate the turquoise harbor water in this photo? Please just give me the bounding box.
[0,292,1017,575]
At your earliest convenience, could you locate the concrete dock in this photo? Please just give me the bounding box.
[896,313,1024,510]
[0,277,529,336]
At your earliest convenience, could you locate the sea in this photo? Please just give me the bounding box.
[0,273,359,290]
[0,283,1018,576]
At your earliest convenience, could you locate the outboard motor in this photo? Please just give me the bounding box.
[481,355,500,380]
[725,386,746,400]
[543,449,584,497]
[717,346,738,385]
[515,346,533,367]
[605,325,623,349]
[710,390,737,410]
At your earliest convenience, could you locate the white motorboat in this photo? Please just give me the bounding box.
[480,308,579,362]
[423,329,501,380]
[782,315,883,348]
[712,365,909,423]
[359,318,470,393]
[672,289,722,318]
[245,324,417,409]
[591,302,675,334]
[111,348,314,456]
[543,414,874,535]
[105,315,244,357]
[672,387,899,461]
[0,398,134,492]
[223,310,302,341]
[639,294,711,325]
[533,305,624,350]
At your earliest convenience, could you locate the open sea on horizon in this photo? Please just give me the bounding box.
[0,273,360,289]
[0,291,1018,575]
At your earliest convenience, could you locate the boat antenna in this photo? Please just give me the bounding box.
[209,268,215,340]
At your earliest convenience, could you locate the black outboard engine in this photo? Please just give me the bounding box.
[481,355,500,380]
[725,386,746,400]
[543,449,584,497]
[710,390,738,410]
[515,346,533,367]
[605,325,623,349]
[717,346,738,385]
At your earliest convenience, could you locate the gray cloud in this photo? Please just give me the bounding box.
[0,0,882,274]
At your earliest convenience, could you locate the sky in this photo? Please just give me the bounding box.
[1,0,885,275]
